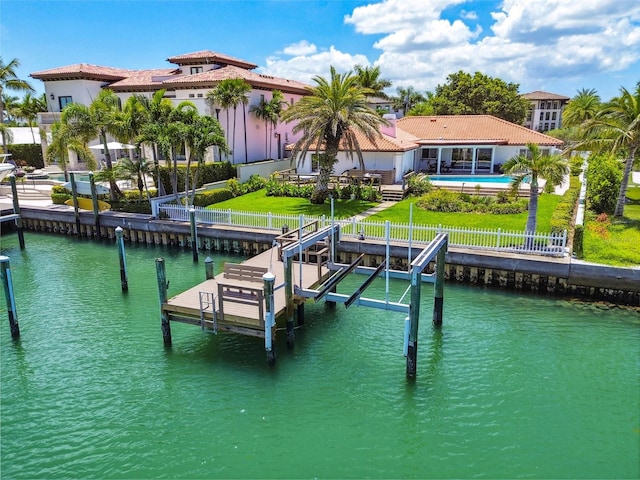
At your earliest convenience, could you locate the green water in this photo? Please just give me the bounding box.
[1,233,638,479]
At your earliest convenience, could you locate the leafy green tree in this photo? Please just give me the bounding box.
[353,65,392,99]
[502,143,569,235]
[580,85,640,217]
[562,88,601,128]
[430,71,529,123]
[585,154,623,214]
[2,94,20,124]
[0,57,34,152]
[282,66,387,204]
[62,89,123,200]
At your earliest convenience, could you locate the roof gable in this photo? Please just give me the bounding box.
[166,50,257,70]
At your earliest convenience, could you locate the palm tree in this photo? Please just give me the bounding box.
[562,88,601,128]
[0,57,35,152]
[251,97,271,159]
[502,143,569,236]
[392,86,426,117]
[252,90,286,159]
[581,85,640,217]
[281,66,387,204]
[207,79,251,163]
[115,157,152,202]
[15,93,47,143]
[46,121,92,182]
[353,65,392,99]
[2,94,20,124]
[62,89,122,200]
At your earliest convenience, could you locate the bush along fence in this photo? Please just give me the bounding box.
[157,204,568,257]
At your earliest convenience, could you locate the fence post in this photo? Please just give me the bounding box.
[268,212,272,230]
[496,228,501,249]
[227,208,232,225]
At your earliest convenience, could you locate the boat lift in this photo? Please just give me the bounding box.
[280,220,448,378]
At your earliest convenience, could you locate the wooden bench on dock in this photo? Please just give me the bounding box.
[217,263,268,328]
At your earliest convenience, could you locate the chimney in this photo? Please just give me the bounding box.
[381,113,397,138]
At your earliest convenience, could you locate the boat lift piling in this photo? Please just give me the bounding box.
[0,256,20,339]
[115,226,129,292]
[205,257,214,279]
[263,271,276,365]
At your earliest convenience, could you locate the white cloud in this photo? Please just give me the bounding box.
[264,46,369,85]
[262,0,640,97]
[282,41,317,56]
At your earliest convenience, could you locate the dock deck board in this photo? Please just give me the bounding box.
[163,246,329,332]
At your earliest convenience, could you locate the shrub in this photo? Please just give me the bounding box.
[585,154,622,214]
[193,188,234,207]
[416,188,527,214]
[8,144,44,169]
[407,174,433,196]
[550,175,581,234]
[51,193,71,204]
[157,162,237,194]
[573,224,584,257]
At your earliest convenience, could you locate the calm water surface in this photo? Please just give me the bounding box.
[1,233,638,479]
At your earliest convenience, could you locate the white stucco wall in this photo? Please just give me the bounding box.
[44,80,104,113]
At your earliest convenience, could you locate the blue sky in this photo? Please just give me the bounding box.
[2,0,639,102]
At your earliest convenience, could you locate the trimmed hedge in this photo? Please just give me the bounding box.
[416,188,527,214]
[549,175,581,234]
[8,144,44,169]
[156,162,236,194]
[193,188,234,207]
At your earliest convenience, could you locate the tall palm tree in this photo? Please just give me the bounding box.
[62,89,122,200]
[562,88,601,128]
[2,94,20,124]
[353,65,392,99]
[115,157,152,202]
[502,143,569,236]
[392,86,426,117]
[0,57,35,152]
[207,79,251,163]
[282,66,387,204]
[46,121,93,181]
[252,90,286,159]
[581,85,640,217]
[16,93,47,143]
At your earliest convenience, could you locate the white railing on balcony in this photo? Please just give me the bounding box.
[158,204,567,257]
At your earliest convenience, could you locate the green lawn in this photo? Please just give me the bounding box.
[367,194,562,232]
[582,185,640,267]
[207,189,377,218]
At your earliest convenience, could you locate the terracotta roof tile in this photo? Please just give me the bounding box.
[521,90,570,101]
[397,115,563,146]
[31,64,132,81]
[166,50,257,69]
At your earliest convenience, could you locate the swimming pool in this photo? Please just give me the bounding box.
[428,174,514,183]
[47,173,92,183]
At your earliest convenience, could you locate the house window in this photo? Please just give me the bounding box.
[188,93,195,98]
[540,101,545,109]
[546,101,552,109]
[476,148,492,170]
[545,112,551,120]
[539,112,544,121]
[553,101,558,109]
[551,112,557,120]
[550,123,556,130]
[197,93,203,98]
[190,66,203,74]
[421,148,438,160]
[59,96,73,110]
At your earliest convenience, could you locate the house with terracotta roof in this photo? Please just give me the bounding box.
[294,114,563,182]
[30,50,311,165]
[521,91,570,132]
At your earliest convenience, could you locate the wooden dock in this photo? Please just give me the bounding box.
[161,238,330,337]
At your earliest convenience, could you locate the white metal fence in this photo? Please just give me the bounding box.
[158,204,567,257]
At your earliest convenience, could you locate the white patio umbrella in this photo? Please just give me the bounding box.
[89,142,136,161]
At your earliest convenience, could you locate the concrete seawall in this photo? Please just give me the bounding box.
[5,206,639,306]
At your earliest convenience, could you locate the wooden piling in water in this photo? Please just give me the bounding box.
[9,176,25,249]
[115,226,128,292]
[406,261,422,378]
[89,173,101,237]
[190,208,198,263]
[284,253,295,348]
[155,258,172,346]
[205,257,214,279]
[0,256,20,339]
[69,173,81,236]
